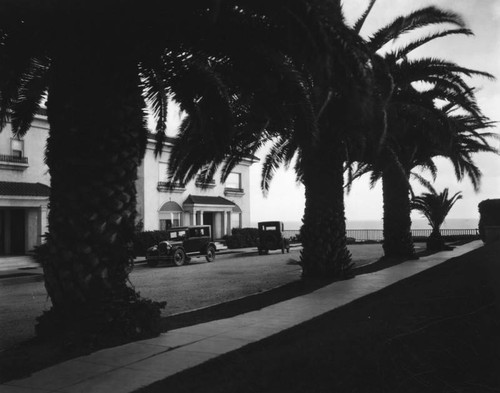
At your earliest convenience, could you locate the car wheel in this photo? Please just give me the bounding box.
[173,248,186,266]
[146,259,158,267]
[205,245,216,262]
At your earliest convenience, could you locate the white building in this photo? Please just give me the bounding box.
[0,112,50,255]
[137,134,255,239]
[0,116,255,256]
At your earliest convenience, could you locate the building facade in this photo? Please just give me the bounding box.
[1,118,255,255]
[0,114,50,255]
[136,135,255,239]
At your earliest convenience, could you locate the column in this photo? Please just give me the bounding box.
[40,206,48,242]
[226,211,232,235]
[220,211,226,237]
[199,211,204,225]
[192,210,197,226]
[4,210,11,254]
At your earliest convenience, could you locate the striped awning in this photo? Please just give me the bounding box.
[0,181,50,197]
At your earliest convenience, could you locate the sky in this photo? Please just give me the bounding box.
[248,0,500,226]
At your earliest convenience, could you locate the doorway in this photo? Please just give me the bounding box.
[202,212,214,239]
[0,209,26,255]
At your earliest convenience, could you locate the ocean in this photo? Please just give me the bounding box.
[252,218,478,231]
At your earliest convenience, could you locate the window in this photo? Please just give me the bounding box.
[231,213,241,229]
[196,166,216,187]
[226,172,241,190]
[262,224,279,231]
[166,229,186,241]
[159,213,181,230]
[189,227,210,237]
[11,139,24,157]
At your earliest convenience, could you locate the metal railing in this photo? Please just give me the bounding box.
[0,154,28,164]
[283,228,479,242]
[157,181,185,191]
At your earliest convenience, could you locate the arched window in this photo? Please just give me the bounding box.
[159,201,183,230]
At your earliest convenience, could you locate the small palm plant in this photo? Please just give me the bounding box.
[411,187,463,251]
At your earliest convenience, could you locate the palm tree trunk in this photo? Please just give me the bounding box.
[37,43,164,344]
[382,163,416,258]
[300,149,352,278]
[427,227,445,251]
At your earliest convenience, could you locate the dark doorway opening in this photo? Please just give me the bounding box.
[203,212,214,239]
[0,209,26,255]
[10,209,26,255]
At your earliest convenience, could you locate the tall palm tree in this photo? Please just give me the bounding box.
[0,1,335,343]
[411,187,462,250]
[168,1,392,278]
[353,3,495,258]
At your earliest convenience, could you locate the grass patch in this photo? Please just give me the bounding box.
[135,241,500,393]
[0,242,472,383]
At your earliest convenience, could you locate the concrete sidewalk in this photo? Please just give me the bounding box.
[0,240,483,393]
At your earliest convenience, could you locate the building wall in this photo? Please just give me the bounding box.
[1,118,256,254]
[0,116,50,254]
[0,118,50,185]
[139,138,255,235]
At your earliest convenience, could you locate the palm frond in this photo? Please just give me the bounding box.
[389,28,473,60]
[367,7,466,52]
[139,59,169,157]
[410,172,436,193]
[10,56,49,137]
[411,187,462,229]
[0,27,42,131]
[352,0,377,34]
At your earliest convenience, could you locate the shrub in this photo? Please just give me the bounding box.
[133,231,169,256]
[478,199,500,241]
[224,227,259,249]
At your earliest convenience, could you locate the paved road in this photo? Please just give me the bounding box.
[0,245,387,350]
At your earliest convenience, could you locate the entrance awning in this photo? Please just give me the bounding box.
[0,181,50,197]
[183,195,235,211]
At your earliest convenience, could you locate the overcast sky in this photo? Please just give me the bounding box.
[249,0,500,225]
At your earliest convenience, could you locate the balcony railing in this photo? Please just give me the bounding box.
[157,181,185,193]
[195,178,216,188]
[0,154,28,164]
[0,154,29,170]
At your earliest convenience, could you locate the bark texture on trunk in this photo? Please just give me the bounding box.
[426,228,446,251]
[382,163,416,258]
[37,42,164,344]
[300,149,352,278]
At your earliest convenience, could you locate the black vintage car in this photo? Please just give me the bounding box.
[146,225,216,267]
[258,221,290,255]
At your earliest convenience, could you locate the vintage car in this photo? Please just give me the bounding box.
[146,225,216,267]
[257,221,290,255]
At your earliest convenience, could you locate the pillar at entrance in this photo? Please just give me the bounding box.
[220,212,226,237]
[226,211,232,235]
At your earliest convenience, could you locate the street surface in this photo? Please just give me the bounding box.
[0,244,388,350]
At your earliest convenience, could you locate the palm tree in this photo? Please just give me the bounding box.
[0,1,336,343]
[168,1,392,278]
[353,4,495,258]
[411,187,462,250]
